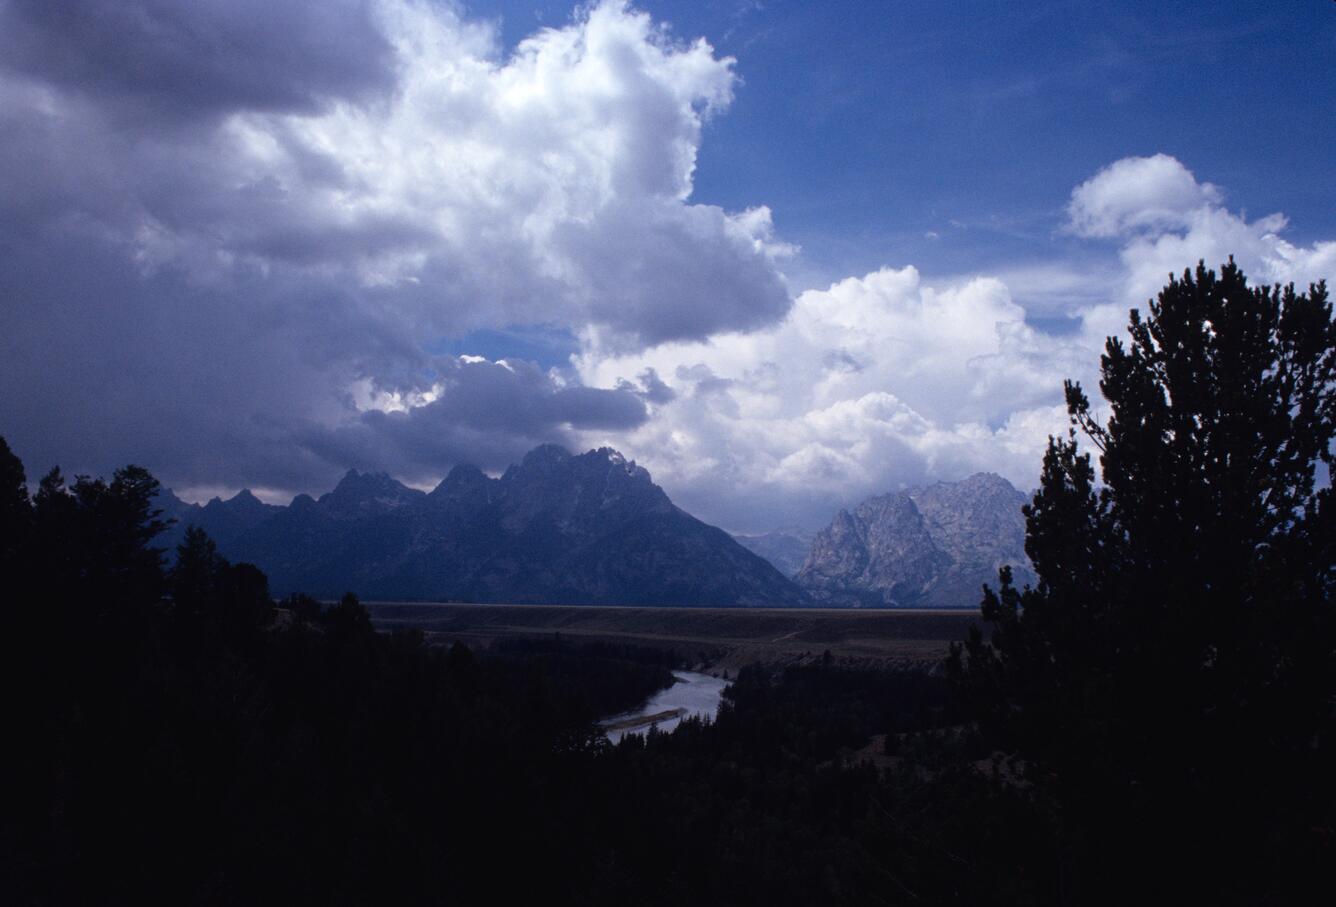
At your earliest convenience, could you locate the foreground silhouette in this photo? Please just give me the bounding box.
[0,438,1041,905]
[953,260,1336,903]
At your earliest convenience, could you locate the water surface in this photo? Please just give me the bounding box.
[602,671,728,743]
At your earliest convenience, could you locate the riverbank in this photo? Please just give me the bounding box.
[600,671,731,743]
[601,708,686,734]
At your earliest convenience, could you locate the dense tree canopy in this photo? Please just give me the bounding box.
[953,260,1336,902]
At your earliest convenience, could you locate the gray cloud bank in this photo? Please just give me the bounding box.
[302,356,649,481]
[0,0,789,494]
[0,0,396,119]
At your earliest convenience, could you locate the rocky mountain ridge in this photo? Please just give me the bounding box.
[795,473,1035,608]
[157,445,805,607]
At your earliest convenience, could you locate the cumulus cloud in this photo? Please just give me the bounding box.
[570,154,1336,532]
[0,0,789,492]
[1070,153,1336,341]
[574,267,1091,530]
[1067,153,1222,238]
[0,0,789,344]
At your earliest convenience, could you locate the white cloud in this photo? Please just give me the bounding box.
[1067,153,1222,238]
[574,266,1091,529]
[1115,208,1336,308]
[1073,154,1336,342]
[153,0,790,347]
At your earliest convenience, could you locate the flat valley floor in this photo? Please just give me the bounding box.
[364,602,979,674]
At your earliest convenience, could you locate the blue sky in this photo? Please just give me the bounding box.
[481,0,1336,283]
[1,0,1333,529]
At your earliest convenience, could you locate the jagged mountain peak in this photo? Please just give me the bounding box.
[510,445,647,478]
[572,446,654,486]
[798,473,1034,608]
[202,487,268,512]
[965,471,1011,486]
[520,444,571,467]
[430,462,490,495]
[495,446,671,532]
[854,490,919,518]
[584,446,635,472]
[330,467,392,489]
[444,462,487,482]
[319,469,424,516]
[913,471,1024,504]
[339,468,406,490]
[155,485,281,553]
[156,487,196,511]
[506,445,657,493]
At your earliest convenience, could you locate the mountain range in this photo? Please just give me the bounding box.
[794,473,1035,608]
[157,446,803,607]
[158,448,1034,609]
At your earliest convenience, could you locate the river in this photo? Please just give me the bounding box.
[600,671,730,744]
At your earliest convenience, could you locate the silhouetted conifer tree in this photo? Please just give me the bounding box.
[952,260,1336,902]
[0,437,29,572]
[324,591,373,640]
[72,466,169,607]
[171,525,225,611]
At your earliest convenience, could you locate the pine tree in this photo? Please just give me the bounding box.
[170,525,226,611]
[0,437,30,571]
[952,260,1336,900]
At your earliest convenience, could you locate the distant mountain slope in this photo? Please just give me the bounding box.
[732,529,814,578]
[161,446,805,607]
[155,488,284,552]
[796,473,1035,608]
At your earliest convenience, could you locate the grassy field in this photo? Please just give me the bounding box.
[364,602,980,673]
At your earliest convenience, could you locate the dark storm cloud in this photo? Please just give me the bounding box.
[557,200,792,347]
[546,385,650,430]
[0,0,396,120]
[417,357,648,436]
[0,216,425,495]
[297,357,649,480]
[0,1,799,500]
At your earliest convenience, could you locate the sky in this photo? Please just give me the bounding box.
[1,0,1334,531]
